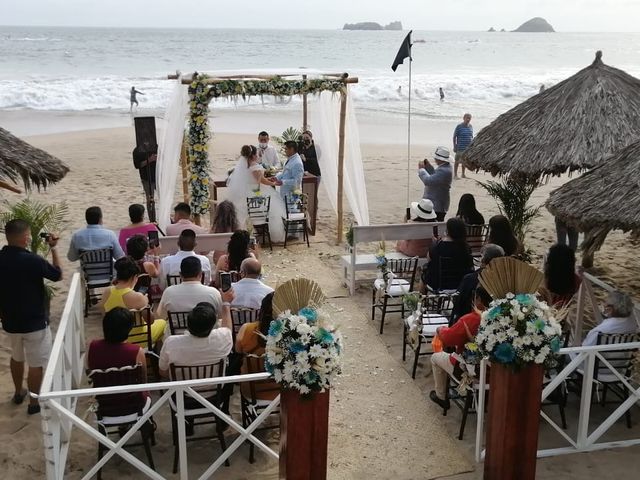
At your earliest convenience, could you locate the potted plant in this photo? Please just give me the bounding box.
[476,257,563,480]
[266,278,342,480]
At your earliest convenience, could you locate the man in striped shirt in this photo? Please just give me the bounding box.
[453,113,474,179]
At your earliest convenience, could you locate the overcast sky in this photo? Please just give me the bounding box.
[2,0,639,32]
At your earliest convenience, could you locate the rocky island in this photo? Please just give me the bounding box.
[513,17,555,32]
[343,21,403,31]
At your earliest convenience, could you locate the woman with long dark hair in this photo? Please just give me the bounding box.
[487,215,521,256]
[422,217,474,292]
[211,200,239,234]
[456,193,485,225]
[540,243,581,307]
[235,293,278,400]
[215,229,256,273]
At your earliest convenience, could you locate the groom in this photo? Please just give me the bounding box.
[274,141,304,203]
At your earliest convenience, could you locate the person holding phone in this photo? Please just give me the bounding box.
[118,204,158,254]
[418,147,453,222]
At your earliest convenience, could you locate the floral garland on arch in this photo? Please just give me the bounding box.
[186,74,347,216]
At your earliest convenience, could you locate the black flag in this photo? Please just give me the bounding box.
[391,31,412,72]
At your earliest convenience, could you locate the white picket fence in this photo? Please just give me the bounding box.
[38,273,280,479]
[474,272,640,461]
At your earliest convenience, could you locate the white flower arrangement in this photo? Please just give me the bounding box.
[475,293,563,370]
[265,307,343,395]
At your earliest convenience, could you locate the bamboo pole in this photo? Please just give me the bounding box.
[176,75,359,85]
[180,137,189,203]
[302,74,308,131]
[336,89,348,245]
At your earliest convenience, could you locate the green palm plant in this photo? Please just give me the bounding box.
[273,127,302,156]
[0,198,69,255]
[476,177,541,243]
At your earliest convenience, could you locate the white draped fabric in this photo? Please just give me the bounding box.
[311,91,370,226]
[155,80,189,232]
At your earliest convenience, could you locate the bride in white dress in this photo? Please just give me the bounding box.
[226,145,287,243]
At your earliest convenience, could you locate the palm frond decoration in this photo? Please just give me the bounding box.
[273,126,303,156]
[273,278,326,317]
[479,256,544,299]
[0,198,69,255]
[477,177,541,243]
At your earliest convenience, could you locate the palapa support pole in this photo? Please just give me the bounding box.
[280,389,330,480]
[336,88,348,245]
[302,74,308,131]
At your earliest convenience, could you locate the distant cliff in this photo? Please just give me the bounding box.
[343,21,403,31]
[513,17,555,32]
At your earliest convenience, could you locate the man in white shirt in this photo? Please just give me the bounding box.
[583,291,638,346]
[158,295,234,378]
[231,258,274,309]
[159,229,211,289]
[156,257,222,319]
[165,202,208,236]
[257,131,280,168]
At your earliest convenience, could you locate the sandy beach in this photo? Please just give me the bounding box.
[1,112,639,478]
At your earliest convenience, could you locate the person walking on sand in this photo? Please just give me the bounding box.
[439,87,445,101]
[130,86,144,111]
[453,113,473,179]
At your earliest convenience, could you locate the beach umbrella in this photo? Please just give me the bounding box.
[546,140,640,260]
[462,51,640,178]
[0,127,69,192]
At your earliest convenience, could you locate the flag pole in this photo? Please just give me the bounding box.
[406,43,412,215]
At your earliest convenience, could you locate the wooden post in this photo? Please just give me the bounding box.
[336,89,347,245]
[280,389,330,480]
[484,363,544,480]
[180,137,189,203]
[302,74,308,131]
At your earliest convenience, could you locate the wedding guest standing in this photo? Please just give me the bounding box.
[453,113,473,179]
[257,131,280,168]
[299,130,321,178]
[418,147,453,221]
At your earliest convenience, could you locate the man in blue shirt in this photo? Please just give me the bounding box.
[0,219,63,414]
[67,206,124,261]
[453,113,474,179]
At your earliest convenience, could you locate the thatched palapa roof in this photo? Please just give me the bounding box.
[0,127,69,191]
[462,51,640,178]
[546,140,640,234]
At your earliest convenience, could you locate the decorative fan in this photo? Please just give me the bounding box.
[478,256,544,299]
[273,278,326,316]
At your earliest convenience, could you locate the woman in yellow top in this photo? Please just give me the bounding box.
[235,292,278,401]
[99,256,166,346]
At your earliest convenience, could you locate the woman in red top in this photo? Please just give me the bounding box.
[429,286,492,409]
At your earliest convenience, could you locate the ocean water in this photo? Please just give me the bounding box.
[1,26,640,121]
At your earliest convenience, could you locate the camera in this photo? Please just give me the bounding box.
[39,232,51,241]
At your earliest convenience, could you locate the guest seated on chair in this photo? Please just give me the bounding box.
[211,200,239,234]
[582,291,638,346]
[118,204,158,254]
[395,198,439,258]
[456,193,484,225]
[87,307,149,402]
[231,258,274,309]
[126,234,160,279]
[539,244,581,308]
[99,257,166,345]
[421,217,474,292]
[156,257,222,319]
[429,286,492,409]
[216,230,256,274]
[166,202,208,236]
[68,206,124,261]
[159,229,212,289]
[451,244,504,323]
[235,292,279,401]
[487,215,522,257]
[158,299,234,378]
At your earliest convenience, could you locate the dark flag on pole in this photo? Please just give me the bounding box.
[391,31,412,71]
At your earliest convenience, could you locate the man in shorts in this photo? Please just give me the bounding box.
[0,219,63,414]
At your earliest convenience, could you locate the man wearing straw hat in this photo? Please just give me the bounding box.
[418,146,453,221]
